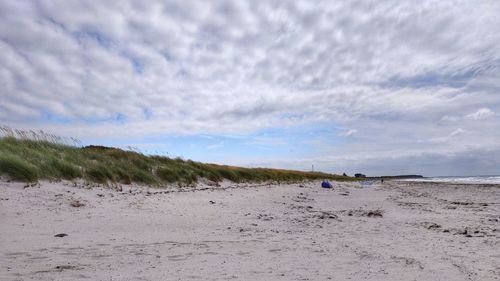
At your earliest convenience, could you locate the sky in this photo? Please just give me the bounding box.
[1,0,500,176]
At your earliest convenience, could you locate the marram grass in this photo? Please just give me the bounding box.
[0,153,39,182]
[0,137,357,185]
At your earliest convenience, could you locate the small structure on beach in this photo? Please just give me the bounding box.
[321,180,333,188]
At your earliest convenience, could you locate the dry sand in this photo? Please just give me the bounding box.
[1,179,499,280]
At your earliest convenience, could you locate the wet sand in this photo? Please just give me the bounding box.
[1,180,499,280]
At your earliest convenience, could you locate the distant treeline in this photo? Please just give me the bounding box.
[369,175,424,179]
[349,173,423,179]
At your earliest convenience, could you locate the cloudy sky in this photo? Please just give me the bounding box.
[1,0,500,176]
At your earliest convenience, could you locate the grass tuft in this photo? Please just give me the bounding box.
[130,168,158,185]
[156,166,179,183]
[86,164,113,183]
[0,154,39,182]
[51,158,82,180]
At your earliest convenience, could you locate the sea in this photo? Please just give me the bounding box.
[398,175,500,185]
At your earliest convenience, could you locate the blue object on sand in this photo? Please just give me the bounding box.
[321,181,333,188]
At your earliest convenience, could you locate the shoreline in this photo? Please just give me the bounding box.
[392,180,500,187]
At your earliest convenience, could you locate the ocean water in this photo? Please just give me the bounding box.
[399,176,500,184]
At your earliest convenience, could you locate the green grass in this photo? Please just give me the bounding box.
[0,137,358,185]
[49,157,82,180]
[0,153,39,182]
[86,164,114,183]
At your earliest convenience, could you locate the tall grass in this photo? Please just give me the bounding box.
[0,127,357,185]
[0,154,39,182]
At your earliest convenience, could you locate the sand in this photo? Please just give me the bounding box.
[0,179,499,280]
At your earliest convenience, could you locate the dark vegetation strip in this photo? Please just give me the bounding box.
[0,137,357,185]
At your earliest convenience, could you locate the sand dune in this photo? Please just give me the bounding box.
[1,180,499,280]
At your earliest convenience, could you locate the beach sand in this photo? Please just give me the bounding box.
[1,179,499,280]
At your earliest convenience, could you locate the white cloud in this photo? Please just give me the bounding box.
[343,129,358,137]
[450,128,465,136]
[466,108,495,120]
[440,115,458,123]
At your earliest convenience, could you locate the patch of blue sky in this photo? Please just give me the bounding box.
[114,113,126,124]
[91,122,345,164]
[129,56,144,74]
[71,30,114,48]
[80,113,127,125]
[143,108,153,120]
[38,106,127,127]
[384,70,477,89]
[41,110,71,124]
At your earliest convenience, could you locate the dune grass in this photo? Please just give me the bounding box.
[0,153,39,182]
[0,137,357,185]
